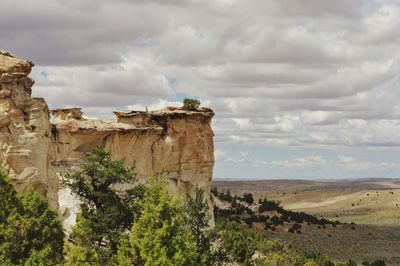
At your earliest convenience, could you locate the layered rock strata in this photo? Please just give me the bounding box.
[52,108,214,193]
[0,51,215,223]
[53,107,215,221]
[0,50,58,208]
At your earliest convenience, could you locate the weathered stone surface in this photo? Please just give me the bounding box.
[52,107,215,226]
[0,51,215,226]
[0,50,34,75]
[0,51,58,209]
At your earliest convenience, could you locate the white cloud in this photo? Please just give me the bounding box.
[2,0,400,178]
[31,55,174,110]
[337,155,356,164]
[269,155,328,169]
[214,149,227,161]
[224,152,253,164]
[301,111,340,125]
[336,155,400,171]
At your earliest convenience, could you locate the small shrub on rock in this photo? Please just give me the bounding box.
[183,98,200,111]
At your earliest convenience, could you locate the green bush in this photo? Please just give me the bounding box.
[184,186,225,265]
[62,147,144,264]
[183,98,200,110]
[365,260,386,266]
[217,219,260,265]
[117,175,197,266]
[0,171,64,265]
[64,244,100,266]
[242,192,255,204]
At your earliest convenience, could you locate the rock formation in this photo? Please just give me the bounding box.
[0,51,215,224]
[0,50,58,209]
[53,107,215,226]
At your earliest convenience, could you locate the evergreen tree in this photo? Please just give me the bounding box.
[0,171,64,265]
[216,219,259,265]
[242,192,254,204]
[62,148,145,263]
[211,186,218,197]
[117,175,197,266]
[184,186,226,265]
[64,244,100,266]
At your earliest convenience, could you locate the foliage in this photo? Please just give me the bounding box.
[345,259,357,266]
[117,175,197,266]
[216,189,235,203]
[215,191,338,231]
[242,192,255,204]
[270,216,283,226]
[183,98,200,111]
[216,219,261,265]
[64,244,100,266]
[252,241,337,266]
[1,150,384,266]
[362,260,386,266]
[184,186,228,265]
[213,190,367,265]
[216,219,337,266]
[185,186,213,265]
[309,253,335,266]
[254,248,308,266]
[62,147,145,263]
[0,171,64,265]
[259,198,283,213]
[211,186,218,197]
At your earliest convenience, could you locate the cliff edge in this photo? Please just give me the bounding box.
[0,51,215,224]
[0,50,58,208]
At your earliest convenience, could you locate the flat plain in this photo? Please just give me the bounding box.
[213,178,400,265]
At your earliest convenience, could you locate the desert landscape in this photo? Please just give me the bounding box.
[2,0,400,265]
[213,178,400,225]
[213,178,400,264]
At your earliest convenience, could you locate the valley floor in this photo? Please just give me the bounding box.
[213,178,400,265]
[266,224,400,265]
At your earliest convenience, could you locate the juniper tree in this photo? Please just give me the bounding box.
[62,147,145,263]
[117,175,197,266]
[0,171,64,265]
[184,186,216,265]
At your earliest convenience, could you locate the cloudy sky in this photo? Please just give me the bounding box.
[1,0,400,179]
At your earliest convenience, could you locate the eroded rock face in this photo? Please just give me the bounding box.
[0,51,215,225]
[0,50,58,209]
[52,107,215,226]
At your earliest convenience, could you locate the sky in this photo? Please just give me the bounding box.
[1,0,400,179]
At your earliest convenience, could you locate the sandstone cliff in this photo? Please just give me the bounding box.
[0,51,215,224]
[53,107,215,227]
[0,50,58,208]
[52,108,214,195]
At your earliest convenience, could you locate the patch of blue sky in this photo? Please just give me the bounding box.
[213,142,400,180]
[133,38,159,48]
[40,71,48,77]
[169,92,199,103]
[215,142,333,161]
